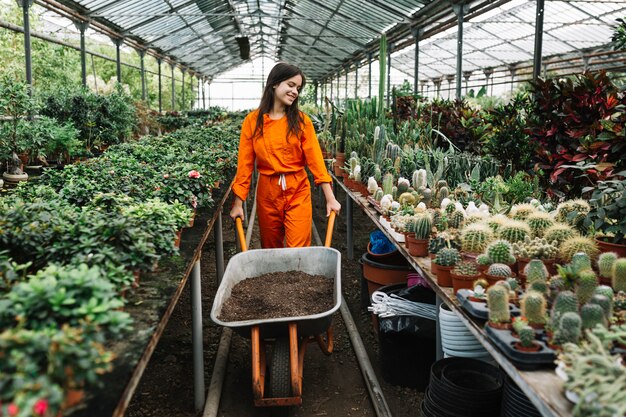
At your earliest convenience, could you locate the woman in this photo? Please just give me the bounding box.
[230,62,341,248]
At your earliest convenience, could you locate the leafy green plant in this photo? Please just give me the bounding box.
[582,175,626,245]
[0,74,34,174]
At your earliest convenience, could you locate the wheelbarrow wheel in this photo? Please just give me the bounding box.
[268,337,291,398]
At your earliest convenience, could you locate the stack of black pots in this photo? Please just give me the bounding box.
[421,357,503,417]
[500,376,541,417]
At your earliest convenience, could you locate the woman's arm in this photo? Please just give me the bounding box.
[321,182,341,217]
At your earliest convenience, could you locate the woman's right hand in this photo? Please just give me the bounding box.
[230,197,245,221]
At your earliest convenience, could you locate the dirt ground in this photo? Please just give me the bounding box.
[126,183,425,417]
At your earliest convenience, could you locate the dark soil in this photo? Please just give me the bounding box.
[126,181,424,417]
[218,271,334,321]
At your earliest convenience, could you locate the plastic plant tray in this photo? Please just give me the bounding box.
[484,325,556,370]
[457,289,521,320]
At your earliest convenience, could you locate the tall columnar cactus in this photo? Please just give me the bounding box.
[524,259,549,283]
[487,284,511,324]
[598,252,618,278]
[526,212,555,238]
[412,169,427,190]
[550,291,578,329]
[581,303,607,330]
[382,173,394,196]
[558,236,600,263]
[521,291,547,326]
[518,325,536,348]
[498,220,531,243]
[556,312,582,345]
[576,269,598,306]
[392,186,398,201]
[434,247,461,267]
[436,186,450,207]
[460,223,494,254]
[374,188,384,202]
[487,263,513,277]
[544,223,578,246]
[449,210,465,229]
[374,165,382,183]
[414,213,433,240]
[509,203,537,221]
[589,294,612,323]
[612,258,626,293]
[486,240,515,264]
[529,280,548,295]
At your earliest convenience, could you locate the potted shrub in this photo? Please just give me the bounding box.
[432,247,460,286]
[583,177,626,257]
[450,261,481,294]
[0,75,33,183]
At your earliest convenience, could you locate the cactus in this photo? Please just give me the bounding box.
[550,290,578,329]
[518,325,536,348]
[524,259,549,283]
[421,188,433,207]
[612,258,626,293]
[412,169,427,190]
[374,188,384,202]
[476,253,491,266]
[486,240,515,264]
[544,223,578,246]
[436,186,450,207]
[487,284,511,323]
[521,291,547,326]
[571,252,592,274]
[576,269,598,306]
[526,212,555,238]
[597,252,618,278]
[487,214,509,234]
[558,236,600,263]
[512,236,558,260]
[487,263,513,277]
[374,165,382,183]
[434,247,460,267]
[460,223,494,254]
[448,210,465,229]
[382,173,394,196]
[428,235,452,255]
[452,261,479,276]
[414,213,433,240]
[581,303,606,330]
[589,294,612,322]
[555,199,590,234]
[398,192,416,206]
[529,280,548,294]
[556,312,582,345]
[593,285,614,301]
[392,186,398,201]
[498,220,531,243]
[397,177,410,194]
[509,203,537,221]
[549,275,567,294]
[505,277,519,291]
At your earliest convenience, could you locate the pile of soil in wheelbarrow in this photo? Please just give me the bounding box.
[219,271,334,321]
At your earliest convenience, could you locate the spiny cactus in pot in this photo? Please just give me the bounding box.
[448,209,465,229]
[544,223,578,246]
[509,203,537,221]
[576,269,599,306]
[512,236,558,261]
[460,223,494,255]
[612,258,626,292]
[498,219,531,243]
[374,188,384,202]
[413,213,432,240]
[451,261,480,294]
[550,290,578,331]
[526,211,555,238]
[581,303,607,330]
[571,252,592,274]
[529,280,548,295]
[487,214,509,234]
[485,240,515,265]
[593,285,614,305]
[487,284,511,327]
[486,263,513,278]
[382,173,394,196]
[516,325,540,351]
[559,236,600,263]
[597,252,618,280]
[521,291,547,327]
[555,311,582,345]
[589,294,613,322]
[434,247,460,287]
[524,259,549,284]
[397,177,410,194]
[555,199,590,234]
[412,169,427,190]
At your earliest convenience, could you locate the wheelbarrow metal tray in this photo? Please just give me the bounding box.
[211,247,341,338]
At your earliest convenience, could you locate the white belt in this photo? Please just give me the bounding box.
[278,173,287,191]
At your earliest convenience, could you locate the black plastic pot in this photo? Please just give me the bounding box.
[484,325,556,370]
[500,376,541,417]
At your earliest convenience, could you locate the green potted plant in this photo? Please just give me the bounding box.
[0,75,33,182]
[432,247,460,287]
[583,176,626,257]
[450,261,481,294]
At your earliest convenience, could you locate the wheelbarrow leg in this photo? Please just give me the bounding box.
[314,326,334,355]
[289,323,301,398]
[251,325,265,400]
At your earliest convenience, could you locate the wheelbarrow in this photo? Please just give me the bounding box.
[210,212,341,407]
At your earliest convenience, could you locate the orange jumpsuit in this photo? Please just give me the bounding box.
[232,110,332,248]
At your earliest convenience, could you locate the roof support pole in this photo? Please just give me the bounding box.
[368,52,372,99]
[412,28,422,95]
[452,3,469,100]
[386,42,392,107]
[181,68,186,112]
[202,76,206,110]
[533,0,545,82]
[208,79,211,107]
[354,63,358,99]
[330,76,333,101]
[445,74,454,100]
[137,49,146,102]
[344,69,348,102]
[463,71,472,95]
[74,20,89,87]
[111,37,123,84]
[171,63,176,111]
[314,81,318,106]
[16,0,34,92]
[157,59,162,113]
[509,66,517,93]
[483,68,493,96]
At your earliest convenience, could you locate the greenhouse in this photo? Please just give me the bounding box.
[1,0,626,416]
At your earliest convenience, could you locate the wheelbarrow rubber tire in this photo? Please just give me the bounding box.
[268,337,291,398]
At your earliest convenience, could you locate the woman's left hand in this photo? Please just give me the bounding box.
[326,198,341,217]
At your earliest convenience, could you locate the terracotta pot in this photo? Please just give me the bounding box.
[451,271,481,294]
[596,237,626,258]
[361,253,414,298]
[406,235,428,257]
[133,270,141,288]
[435,264,454,287]
[186,209,196,228]
[517,257,530,276]
[334,152,345,177]
[477,263,489,274]
[487,321,512,330]
[513,341,541,352]
[174,229,182,248]
[529,322,545,330]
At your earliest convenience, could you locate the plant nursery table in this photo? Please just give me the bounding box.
[68,180,234,417]
[332,175,573,417]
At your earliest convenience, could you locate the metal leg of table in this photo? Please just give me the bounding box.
[214,212,224,284]
[435,295,443,360]
[191,260,205,412]
[346,192,353,260]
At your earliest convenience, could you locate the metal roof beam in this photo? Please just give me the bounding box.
[87,0,127,17]
[302,0,376,37]
[122,0,197,34]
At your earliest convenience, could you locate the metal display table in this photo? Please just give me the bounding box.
[332,175,573,417]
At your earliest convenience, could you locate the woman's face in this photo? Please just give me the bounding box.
[273,74,303,108]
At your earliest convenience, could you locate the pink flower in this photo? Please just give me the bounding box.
[109,170,115,175]
[188,170,201,179]
[191,195,198,209]
[33,399,48,416]
[7,403,18,416]
[163,174,169,179]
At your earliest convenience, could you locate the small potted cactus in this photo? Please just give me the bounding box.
[612,257,626,292]
[514,324,541,352]
[520,291,547,329]
[484,263,515,287]
[597,252,617,286]
[487,283,512,329]
[406,212,432,257]
[460,223,494,259]
[432,247,461,287]
[512,236,559,276]
[450,261,481,294]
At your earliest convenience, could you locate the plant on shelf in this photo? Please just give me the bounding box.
[525,211,554,238]
[582,176,626,250]
[485,239,516,265]
[460,222,494,255]
[433,247,460,286]
[597,252,618,281]
[520,291,547,328]
[512,236,558,261]
[515,325,541,352]
[497,219,531,243]
[580,303,607,330]
[451,261,480,293]
[554,311,582,346]
[543,223,579,247]
[487,284,511,328]
[559,236,600,263]
[612,258,626,293]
